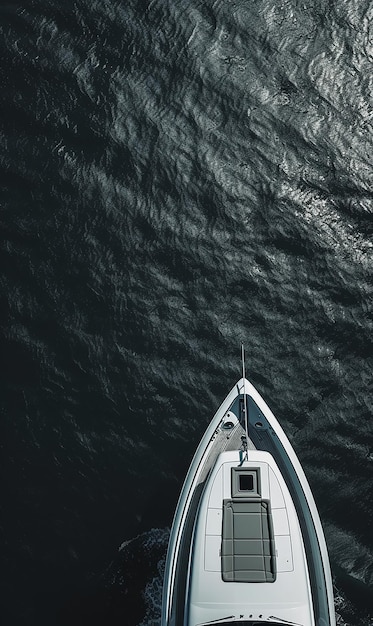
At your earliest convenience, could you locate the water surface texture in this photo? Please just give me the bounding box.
[1,0,373,624]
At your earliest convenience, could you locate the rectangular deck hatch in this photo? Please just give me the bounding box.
[221,499,276,582]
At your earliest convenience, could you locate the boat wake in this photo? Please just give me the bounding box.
[104,528,169,626]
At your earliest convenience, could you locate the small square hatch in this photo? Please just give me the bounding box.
[231,467,261,499]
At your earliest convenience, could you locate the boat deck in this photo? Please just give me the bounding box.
[188,449,315,626]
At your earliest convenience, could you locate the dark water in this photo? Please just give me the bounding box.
[1,0,373,624]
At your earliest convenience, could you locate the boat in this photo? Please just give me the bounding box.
[161,350,335,626]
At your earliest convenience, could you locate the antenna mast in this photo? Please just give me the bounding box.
[241,344,249,442]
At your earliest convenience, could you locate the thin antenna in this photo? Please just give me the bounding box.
[241,344,249,442]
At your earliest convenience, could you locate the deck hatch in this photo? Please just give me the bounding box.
[221,499,276,582]
[231,467,261,499]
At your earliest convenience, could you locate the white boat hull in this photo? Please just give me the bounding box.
[161,378,335,626]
